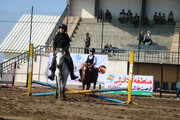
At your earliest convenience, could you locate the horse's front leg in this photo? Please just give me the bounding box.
[87,83,91,90]
[62,78,67,100]
[93,82,96,90]
[59,79,62,100]
[55,76,58,99]
[82,82,85,90]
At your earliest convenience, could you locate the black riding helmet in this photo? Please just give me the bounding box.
[90,48,95,53]
[59,24,67,32]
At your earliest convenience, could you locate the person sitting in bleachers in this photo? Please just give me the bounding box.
[97,9,103,22]
[161,13,166,24]
[105,9,112,23]
[143,31,152,45]
[158,12,162,24]
[125,10,133,23]
[133,13,139,28]
[108,44,113,53]
[103,43,109,53]
[138,30,144,45]
[153,12,158,24]
[119,9,126,23]
[168,11,174,25]
[142,15,150,27]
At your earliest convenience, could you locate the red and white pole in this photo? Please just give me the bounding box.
[12,62,16,87]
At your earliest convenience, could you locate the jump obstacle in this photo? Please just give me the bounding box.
[26,47,136,104]
[32,80,127,103]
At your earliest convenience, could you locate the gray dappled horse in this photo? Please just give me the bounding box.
[55,49,69,100]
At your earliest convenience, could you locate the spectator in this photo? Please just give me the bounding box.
[108,44,113,53]
[84,33,91,54]
[168,11,174,25]
[138,30,144,45]
[133,13,139,28]
[153,12,158,24]
[161,13,166,24]
[142,15,150,27]
[176,81,180,99]
[97,9,103,22]
[126,10,133,23]
[158,12,162,24]
[103,43,109,53]
[144,31,152,45]
[119,9,126,23]
[105,9,112,23]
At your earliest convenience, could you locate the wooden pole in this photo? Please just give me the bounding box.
[27,44,34,96]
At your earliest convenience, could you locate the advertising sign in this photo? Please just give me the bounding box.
[105,74,153,96]
[48,53,108,84]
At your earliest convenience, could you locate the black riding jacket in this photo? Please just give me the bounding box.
[53,32,70,54]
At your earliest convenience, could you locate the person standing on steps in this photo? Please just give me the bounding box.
[84,33,91,54]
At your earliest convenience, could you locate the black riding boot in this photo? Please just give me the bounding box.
[78,69,82,82]
[65,55,78,80]
[90,67,94,83]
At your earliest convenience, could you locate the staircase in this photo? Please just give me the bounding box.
[63,16,80,38]
[171,21,180,52]
[71,18,174,51]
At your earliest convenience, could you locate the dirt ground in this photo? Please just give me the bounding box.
[0,85,180,120]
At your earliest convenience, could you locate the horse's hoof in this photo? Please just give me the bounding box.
[63,94,66,99]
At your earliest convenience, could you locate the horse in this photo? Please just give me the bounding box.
[55,49,69,100]
[80,64,98,90]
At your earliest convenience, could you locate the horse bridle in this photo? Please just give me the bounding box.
[56,48,63,54]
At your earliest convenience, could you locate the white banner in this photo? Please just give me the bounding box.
[48,53,108,84]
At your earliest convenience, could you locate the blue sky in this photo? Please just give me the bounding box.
[0,0,66,62]
[0,0,66,44]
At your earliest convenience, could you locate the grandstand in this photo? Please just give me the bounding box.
[71,18,175,51]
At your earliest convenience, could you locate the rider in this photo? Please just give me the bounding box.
[79,48,97,81]
[48,24,78,80]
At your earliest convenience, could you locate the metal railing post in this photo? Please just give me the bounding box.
[178,32,180,64]
[0,63,2,78]
[101,11,104,54]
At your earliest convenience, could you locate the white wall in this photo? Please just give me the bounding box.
[146,0,180,20]
[107,60,127,75]
[0,56,49,83]
[99,0,142,18]
[4,53,20,62]
[70,0,95,18]
[0,53,4,63]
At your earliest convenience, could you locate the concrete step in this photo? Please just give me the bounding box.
[71,18,175,51]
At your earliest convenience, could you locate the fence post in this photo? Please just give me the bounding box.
[178,32,180,64]
[12,62,16,87]
[0,63,2,78]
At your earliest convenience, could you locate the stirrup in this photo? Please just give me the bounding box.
[48,74,55,81]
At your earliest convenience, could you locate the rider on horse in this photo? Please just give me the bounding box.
[79,48,97,82]
[48,24,78,80]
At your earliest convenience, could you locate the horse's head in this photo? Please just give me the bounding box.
[56,48,64,69]
[81,64,91,81]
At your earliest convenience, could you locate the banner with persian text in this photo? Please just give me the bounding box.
[105,74,153,96]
